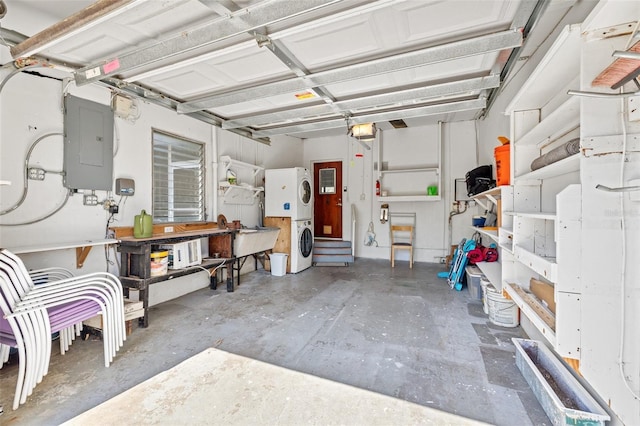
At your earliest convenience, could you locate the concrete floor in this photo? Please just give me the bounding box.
[0,259,549,425]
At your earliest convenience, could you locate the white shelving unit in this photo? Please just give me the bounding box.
[470,186,505,291]
[375,125,442,202]
[218,156,264,205]
[502,23,582,352]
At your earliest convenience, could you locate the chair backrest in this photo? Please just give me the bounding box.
[0,249,36,301]
[390,225,414,245]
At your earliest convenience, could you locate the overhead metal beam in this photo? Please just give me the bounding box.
[251,98,486,138]
[223,75,500,129]
[11,0,143,58]
[179,30,522,113]
[73,0,342,86]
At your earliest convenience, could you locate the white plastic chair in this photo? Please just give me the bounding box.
[0,249,126,409]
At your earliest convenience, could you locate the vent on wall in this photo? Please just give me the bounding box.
[389,119,407,129]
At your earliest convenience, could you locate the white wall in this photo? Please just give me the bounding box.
[215,128,302,228]
[303,121,477,264]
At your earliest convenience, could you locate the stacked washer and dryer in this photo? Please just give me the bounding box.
[265,168,313,273]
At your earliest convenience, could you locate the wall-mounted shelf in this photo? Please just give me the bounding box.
[471,186,501,211]
[515,153,580,183]
[0,180,11,185]
[375,124,442,202]
[475,261,502,292]
[471,227,498,244]
[219,155,264,178]
[504,24,581,114]
[513,245,558,283]
[377,194,441,202]
[516,97,580,147]
[219,182,264,204]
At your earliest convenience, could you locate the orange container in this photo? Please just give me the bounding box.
[494,143,510,186]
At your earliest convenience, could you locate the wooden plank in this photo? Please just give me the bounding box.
[110,222,218,239]
[264,217,291,273]
[11,0,131,58]
[509,284,556,330]
[530,278,556,314]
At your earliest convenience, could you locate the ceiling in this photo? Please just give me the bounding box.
[4,0,548,143]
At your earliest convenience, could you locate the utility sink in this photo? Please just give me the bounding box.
[233,227,279,257]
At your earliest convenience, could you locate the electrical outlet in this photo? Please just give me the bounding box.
[27,167,45,180]
[83,194,99,206]
[164,226,174,233]
[109,205,119,214]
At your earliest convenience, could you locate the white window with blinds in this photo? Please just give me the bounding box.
[152,130,205,223]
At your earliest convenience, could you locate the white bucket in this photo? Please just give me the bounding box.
[487,290,519,327]
[270,253,288,276]
[481,278,492,314]
[150,251,169,277]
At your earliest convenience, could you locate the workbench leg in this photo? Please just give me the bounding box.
[139,288,149,328]
[226,264,234,292]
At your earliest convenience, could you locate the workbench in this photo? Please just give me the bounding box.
[117,226,280,327]
[117,229,235,328]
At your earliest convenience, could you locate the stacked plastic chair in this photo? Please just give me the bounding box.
[0,248,126,410]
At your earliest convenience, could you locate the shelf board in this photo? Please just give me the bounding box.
[503,212,557,220]
[380,167,438,174]
[515,153,580,183]
[516,96,580,146]
[377,195,441,202]
[515,212,557,220]
[471,227,499,244]
[513,245,558,283]
[471,186,502,210]
[500,242,514,254]
[475,261,502,292]
[219,155,264,177]
[505,24,581,113]
[0,180,11,185]
[504,283,556,347]
[500,227,513,236]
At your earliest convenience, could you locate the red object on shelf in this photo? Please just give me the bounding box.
[375,180,381,196]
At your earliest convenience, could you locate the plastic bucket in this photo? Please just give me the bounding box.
[481,278,493,314]
[487,290,519,327]
[465,265,483,300]
[150,251,169,277]
[494,143,510,186]
[270,253,288,276]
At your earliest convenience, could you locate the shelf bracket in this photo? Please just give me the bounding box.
[75,246,93,268]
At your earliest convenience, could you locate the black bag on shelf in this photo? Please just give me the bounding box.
[465,165,496,196]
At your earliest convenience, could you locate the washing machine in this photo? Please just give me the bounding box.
[265,167,312,220]
[290,219,313,273]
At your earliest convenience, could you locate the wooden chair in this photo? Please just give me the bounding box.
[390,225,414,268]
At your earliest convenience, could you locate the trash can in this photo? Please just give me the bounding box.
[270,253,288,276]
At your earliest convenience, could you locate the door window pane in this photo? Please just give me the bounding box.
[319,168,336,194]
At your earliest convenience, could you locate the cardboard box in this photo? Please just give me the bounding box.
[83,299,144,330]
[530,278,556,314]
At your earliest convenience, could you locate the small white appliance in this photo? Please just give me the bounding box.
[159,239,202,269]
[290,219,313,273]
[265,167,312,220]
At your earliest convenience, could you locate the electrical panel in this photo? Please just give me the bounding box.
[63,95,114,190]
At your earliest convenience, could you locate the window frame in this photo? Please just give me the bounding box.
[151,129,206,223]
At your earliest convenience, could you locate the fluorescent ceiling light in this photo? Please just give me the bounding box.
[350,123,376,141]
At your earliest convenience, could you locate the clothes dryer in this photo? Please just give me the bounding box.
[290,219,313,273]
[265,167,312,220]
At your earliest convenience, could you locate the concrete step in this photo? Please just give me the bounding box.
[314,240,352,248]
[312,253,354,264]
[314,246,352,255]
